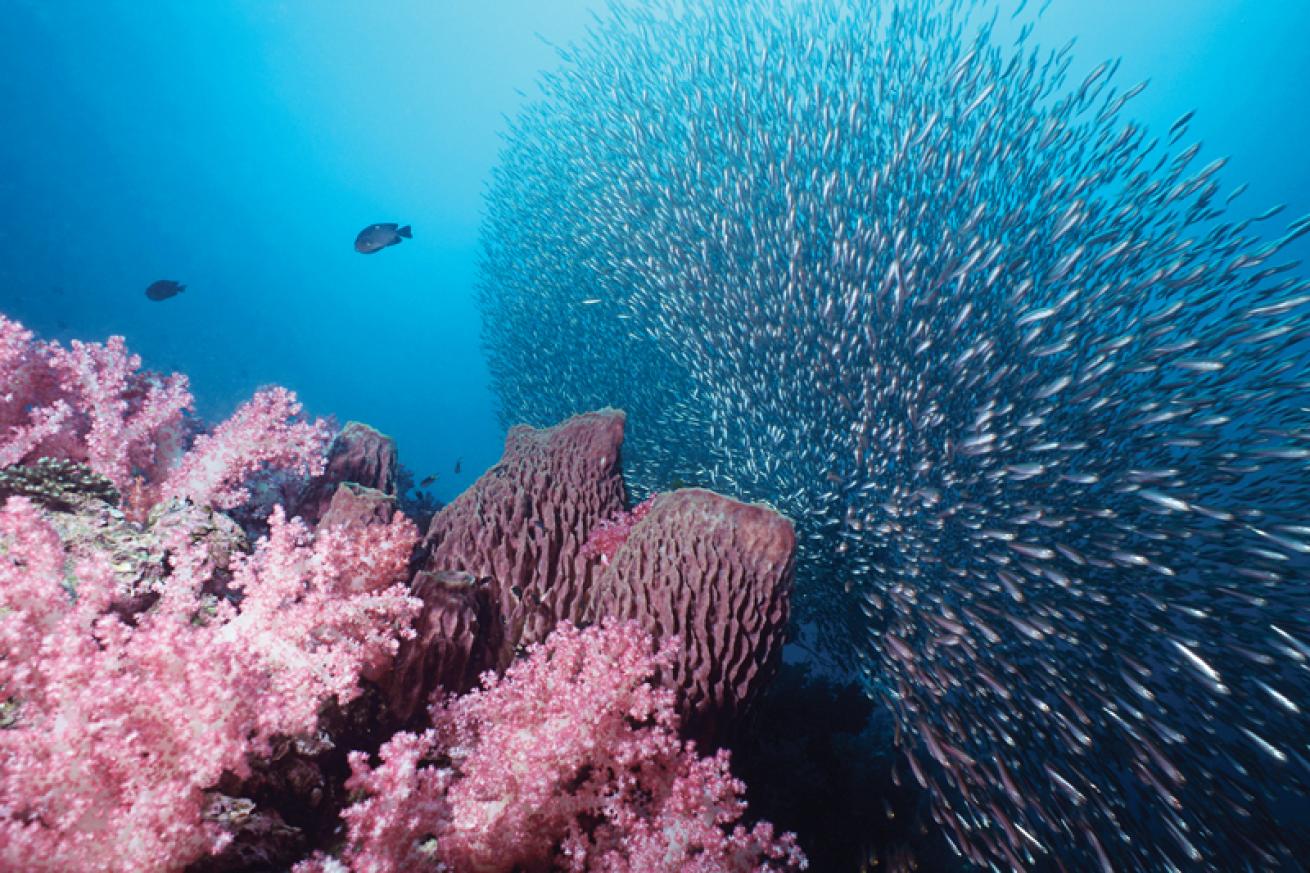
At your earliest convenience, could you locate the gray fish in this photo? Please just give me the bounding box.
[145,279,185,301]
[354,222,412,254]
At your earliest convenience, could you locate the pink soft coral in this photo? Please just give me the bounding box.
[0,315,191,484]
[47,334,193,489]
[0,315,73,468]
[0,314,329,517]
[0,497,421,872]
[580,494,658,565]
[159,386,330,510]
[320,621,805,873]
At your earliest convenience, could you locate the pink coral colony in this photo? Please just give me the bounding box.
[0,315,806,872]
[581,494,657,565]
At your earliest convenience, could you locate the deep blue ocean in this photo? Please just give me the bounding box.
[4,2,1310,870]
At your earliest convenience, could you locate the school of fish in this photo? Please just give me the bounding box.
[478,0,1310,868]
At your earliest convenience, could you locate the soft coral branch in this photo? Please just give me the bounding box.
[580,494,658,565]
[46,335,193,489]
[0,315,69,466]
[0,497,420,872]
[0,399,72,468]
[320,621,805,873]
[161,387,330,510]
[1,314,330,517]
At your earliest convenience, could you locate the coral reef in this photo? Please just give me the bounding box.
[0,314,329,519]
[312,622,804,873]
[0,315,803,872]
[159,387,329,512]
[0,498,418,871]
[0,319,191,490]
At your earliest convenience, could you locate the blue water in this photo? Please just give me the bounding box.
[0,1,589,501]
[2,1,1308,501]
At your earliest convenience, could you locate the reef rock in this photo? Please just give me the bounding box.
[588,488,795,748]
[199,686,392,873]
[189,797,305,873]
[415,409,627,667]
[316,482,395,530]
[0,458,120,512]
[27,493,248,612]
[294,421,397,525]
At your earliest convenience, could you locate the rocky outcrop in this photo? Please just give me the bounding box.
[294,422,397,525]
[0,458,120,511]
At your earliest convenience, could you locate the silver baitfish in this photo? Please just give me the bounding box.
[478,0,1310,869]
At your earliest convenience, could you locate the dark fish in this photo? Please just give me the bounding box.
[454,457,462,475]
[354,222,412,254]
[145,279,185,301]
[420,474,438,487]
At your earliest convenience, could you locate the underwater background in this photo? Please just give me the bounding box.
[2,1,1307,503]
[4,1,1310,870]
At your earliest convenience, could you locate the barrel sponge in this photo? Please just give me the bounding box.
[406,411,798,748]
[294,421,397,525]
[385,569,503,728]
[588,488,796,748]
[416,409,628,666]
